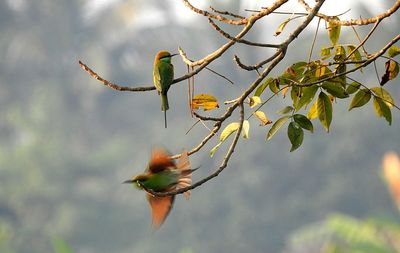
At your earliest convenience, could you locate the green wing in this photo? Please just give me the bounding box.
[153,62,174,95]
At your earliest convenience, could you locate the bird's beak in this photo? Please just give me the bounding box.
[122,179,134,184]
[171,53,178,57]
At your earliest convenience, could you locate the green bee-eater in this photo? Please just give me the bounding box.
[153,50,177,128]
[123,148,196,229]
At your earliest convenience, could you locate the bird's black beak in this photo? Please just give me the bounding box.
[171,53,178,57]
[122,179,134,184]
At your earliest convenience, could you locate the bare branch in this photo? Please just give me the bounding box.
[78,61,155,92]
[209,6,245,19]
[298,0,400,26]
[208,18,280,48]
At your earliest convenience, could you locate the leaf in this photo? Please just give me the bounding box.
[347,45,363,68]
[293,114,314,132]
[334,45,346,62]
[210,142,222,157]
[269,78,280,94]
[277,106,294,115]
[191,94,219,111]
[328,16,341,45]
[282,86,289,97]
[388,45,400,58]
[288,122,304,152]
[254,111,273,126]
[380,60,399,86]
[295,85,318,111]
[249,96,262,108]
[348,89,371,111]
[274,17,292,36]
[321,80,349,98]
[307,100,318,120]
[242,120,250,139]
[346,81,361,94]
[220,122,240,142]
[255,77,273,97]
[320,46,333,60]
[266,116,290,140]
[317,91,332,132]
[370,87,394,108]
[373,97,392,125]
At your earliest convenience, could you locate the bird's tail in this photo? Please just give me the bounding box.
[161,94,169,111]
[176,150,196,199]
[161,94,169,128]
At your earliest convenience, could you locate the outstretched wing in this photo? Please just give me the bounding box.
[176,150,193,199]
[146,194,175,230]
[148,148,175,174]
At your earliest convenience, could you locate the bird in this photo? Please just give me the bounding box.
[123,148,196,229]
[153,50,177,128]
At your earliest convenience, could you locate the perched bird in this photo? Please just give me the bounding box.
[153,50,177,128]
[123,148,196,229]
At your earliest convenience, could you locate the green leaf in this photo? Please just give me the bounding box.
[307,99,319,120]
[210,142,222,157]
[348,89,371,111]
[388,45,400,58]
[290,61,308,76]
[277,106,294,115]
[373,97,392,125]
[346,81,361,94]
[328,17,341,45]
[295,85,319,111]
[321,80,349,98]
[269,78,280,94]
[266,116,290,140]
[220,122,239,142]
[242,120,250,139]
[334,45,346,62]
[320,46,333,60]
[293,114,314,132]
[370,87,394,108]
[288,122,304,152]
[347,45,363,69]
[255,77,273,97]
[317,91,332,132]
[274,17,292,36]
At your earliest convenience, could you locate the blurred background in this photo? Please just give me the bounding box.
[0,0,399,252]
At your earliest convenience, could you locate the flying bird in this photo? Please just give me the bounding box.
[123,148,196,229]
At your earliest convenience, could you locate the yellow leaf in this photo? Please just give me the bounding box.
[307,100,318,120]
[242,120,250,139]
[220,122,240,142]
[249,96,262,108]
[191,94,219,111]
[254,111,273,126]
[282,86,289,97]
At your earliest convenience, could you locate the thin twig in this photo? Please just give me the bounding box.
[208,18,280,48]
[308,17,321,63]
[209,5,245,19]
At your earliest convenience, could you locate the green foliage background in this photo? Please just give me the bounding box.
[0,0,399,252]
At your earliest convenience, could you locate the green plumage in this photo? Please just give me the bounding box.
[139,170,180,192]
[153,51,175,128]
